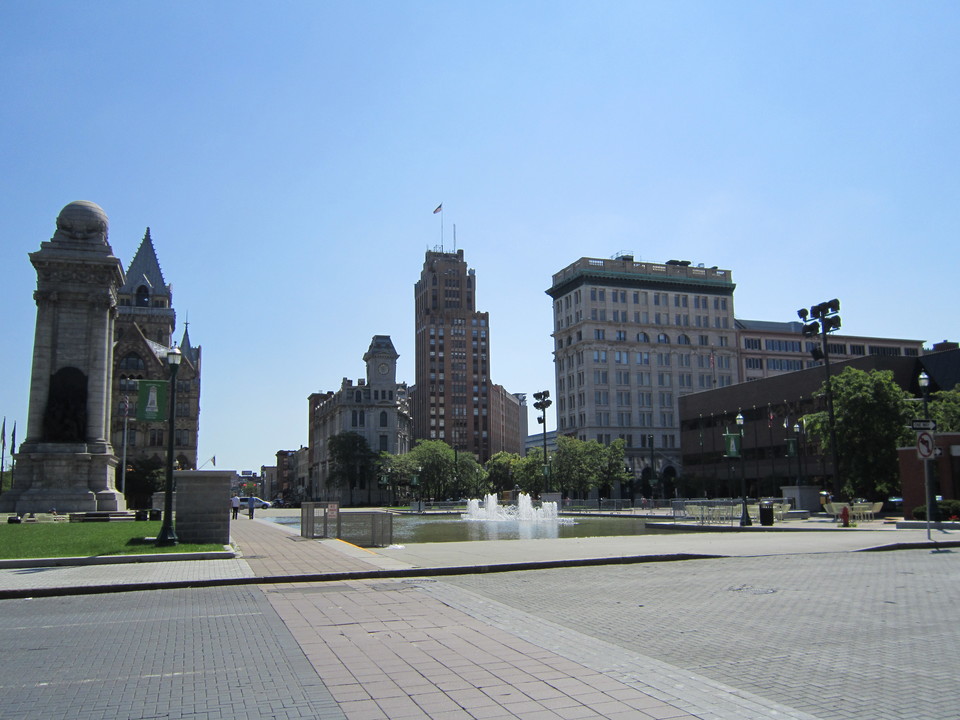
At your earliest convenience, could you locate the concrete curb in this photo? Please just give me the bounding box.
[0,552,720,600]
[0,548,236,569]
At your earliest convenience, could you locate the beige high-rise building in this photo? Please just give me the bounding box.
[412,249,523,462]
[547,255,739,489]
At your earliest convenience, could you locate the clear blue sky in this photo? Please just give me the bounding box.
[1,1,957,473]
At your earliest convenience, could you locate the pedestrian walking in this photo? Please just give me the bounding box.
[231,494,240,520]
[248,496,255,519]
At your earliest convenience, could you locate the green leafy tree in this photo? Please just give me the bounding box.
[123,456,164,509]
[328,432,376,506]
[407,439,455,501]
[552,435,600,500]
[596,438,631,499]
[485,451,520,493]
[456,455,488,499]
[927,389,960,432]
[513,448,548,495]
[804,367,913,501]
[377,451,424,505]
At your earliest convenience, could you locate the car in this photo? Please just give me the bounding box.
[237,497,272,509]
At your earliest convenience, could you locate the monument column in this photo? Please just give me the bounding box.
[0,201,126,514]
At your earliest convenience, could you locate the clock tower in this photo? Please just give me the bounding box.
[363,335,398,387]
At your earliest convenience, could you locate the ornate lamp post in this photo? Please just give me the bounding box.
[736,412,751,527]
[156,346,181,546]
[918,371,938,528]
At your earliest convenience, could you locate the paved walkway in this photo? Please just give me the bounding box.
[1,515,958,719]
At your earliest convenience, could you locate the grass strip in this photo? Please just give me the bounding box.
[0,521,224,559]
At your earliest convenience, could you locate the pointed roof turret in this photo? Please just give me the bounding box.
[179,320,201,367]
[120,228,171,298]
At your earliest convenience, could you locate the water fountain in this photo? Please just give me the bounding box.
[462,493,574,524]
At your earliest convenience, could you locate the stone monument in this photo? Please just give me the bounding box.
[0,201,126,513]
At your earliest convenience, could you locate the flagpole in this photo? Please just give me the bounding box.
[433,203,443,251]
[1,417,6,494]
[120,396,129,494]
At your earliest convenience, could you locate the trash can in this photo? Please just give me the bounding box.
[759,500,774,526]
[149,509,162,521]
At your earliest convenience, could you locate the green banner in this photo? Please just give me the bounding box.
[723,433,741,458]
[136,380,168,421]
[786,438,798,457]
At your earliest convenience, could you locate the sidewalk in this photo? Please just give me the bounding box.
[2,516,958,720]
[2,513,956,597]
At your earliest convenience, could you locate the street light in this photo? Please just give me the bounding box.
[736,412,751,527]
[156,346,181,546]
[918,371,938,529]
[793,422,806,487]
[798,299,842,497]
[532,391,552,491]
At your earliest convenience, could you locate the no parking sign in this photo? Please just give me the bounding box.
[916,430,935,460]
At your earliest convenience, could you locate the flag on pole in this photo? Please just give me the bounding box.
[433,203,442,214]
[212,455,216,467]
[10,422,15,453]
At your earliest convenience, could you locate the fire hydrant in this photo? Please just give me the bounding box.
[840,505,850,527]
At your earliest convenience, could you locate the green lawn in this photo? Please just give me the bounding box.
[0,521,226,559]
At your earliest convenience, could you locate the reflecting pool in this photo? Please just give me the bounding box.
[270,513,683,543]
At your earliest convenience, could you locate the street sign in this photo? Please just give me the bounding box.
[917,430,935,460]
[912,419,937,431]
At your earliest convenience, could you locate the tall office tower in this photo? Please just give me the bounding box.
[413,249,521,463]
[547,255,738,492]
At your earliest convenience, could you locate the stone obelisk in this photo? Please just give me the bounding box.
[0,201,126,513]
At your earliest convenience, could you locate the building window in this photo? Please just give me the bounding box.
[380,411,388,427]
[119,353,145,371]
[657,333,670,344]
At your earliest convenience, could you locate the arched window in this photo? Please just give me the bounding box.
[657,333,670,344]
[355,390,362,403]
[135,285,150,307]
[637,332,650,343]
[119,353,145,370]
[380,411,388,427]
[678,334,691,345]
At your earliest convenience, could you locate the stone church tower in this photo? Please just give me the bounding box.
[112,229,201,477]
[1,201,126,513]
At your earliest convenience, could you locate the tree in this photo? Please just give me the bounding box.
[377,451,422,505]
[803,367,913,500]
[928,389,960,432]
[407,439,455,501]
[328,432,376,506]
[513,448,548,495]
[123,456,164,509]
[552,435,598,499]
[596,438,631,499]
[485,451,520,494]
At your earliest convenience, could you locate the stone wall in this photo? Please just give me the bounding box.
[153,470,235,545]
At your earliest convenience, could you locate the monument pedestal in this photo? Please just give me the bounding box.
[0,442,124,514]
[780,484,823,513]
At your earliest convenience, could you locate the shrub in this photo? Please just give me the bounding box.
[911,499,960,521]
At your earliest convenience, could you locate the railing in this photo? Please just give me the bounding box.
[301,503,393,547]
[672,498,791,525]
[408,500,469,513]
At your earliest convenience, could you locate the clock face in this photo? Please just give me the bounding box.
[378,362,389,375]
